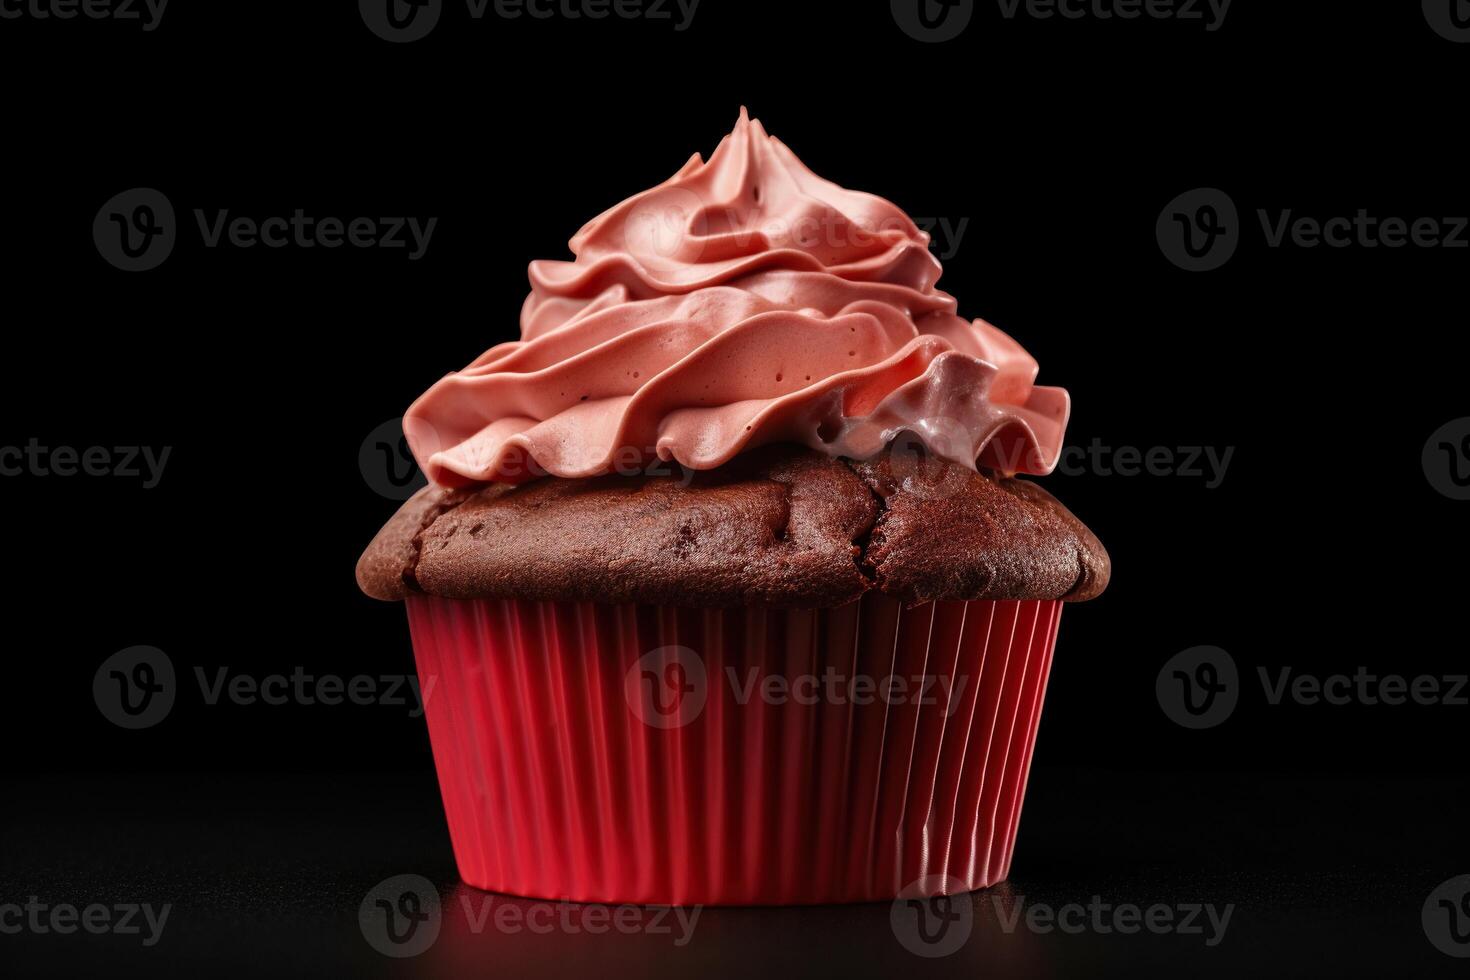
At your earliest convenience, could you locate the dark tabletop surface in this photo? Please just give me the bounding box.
[1,8,1467,980]
[4,767,1465,979]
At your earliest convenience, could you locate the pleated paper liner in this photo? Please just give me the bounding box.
[405,593,1062,906]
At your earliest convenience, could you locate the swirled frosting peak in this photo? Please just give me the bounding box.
[406,108,1070,487]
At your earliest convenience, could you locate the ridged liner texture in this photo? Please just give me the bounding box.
[406,591,1061,906]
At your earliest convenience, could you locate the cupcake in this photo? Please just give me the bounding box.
[358,109,1109,906]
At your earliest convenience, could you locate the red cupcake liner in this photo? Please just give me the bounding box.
[405,592,1062,906]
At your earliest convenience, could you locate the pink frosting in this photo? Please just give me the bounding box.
[406,109,1069,488]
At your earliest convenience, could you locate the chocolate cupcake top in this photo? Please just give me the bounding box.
[358,442,1109,608]
[360,111,1109,609]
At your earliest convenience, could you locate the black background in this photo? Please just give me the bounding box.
[2,1,1468,977]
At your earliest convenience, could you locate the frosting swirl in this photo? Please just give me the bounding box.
[406,109,1069,487]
